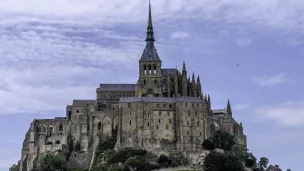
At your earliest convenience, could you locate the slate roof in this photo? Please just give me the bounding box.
[140,41,160,61]
[72,100,96,106]
[161,68,181,76]
[98,84,136,92]
[212,109,226,113]
[119,96,203,103]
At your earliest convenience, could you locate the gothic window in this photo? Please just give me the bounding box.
[147,122,150,126]
[76,109,79,113]
[59,124,63,131]
[155,80,157,84]
[153,64,156,70]
[144,79,146,84]
[149,65,152,74]
[144,65,147,74]
[68,111,72,120]
[148,113,150,117]
[49,127,53,133]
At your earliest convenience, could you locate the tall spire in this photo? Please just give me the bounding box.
[146,0,155,42]
[227,99,232,116]
[183,61,186,71]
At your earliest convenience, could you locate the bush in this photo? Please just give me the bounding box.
[9,163,20,171]
[168,153,189,167]
[202,138,215,150]
[158,155,169,167]
[107,148,147,164]
[203,151,245,171]
[212,130,235,151]
[39,153,67,171]
[125,156,160,171]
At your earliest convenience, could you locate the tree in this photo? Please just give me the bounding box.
[202,138,215,150]
[258,157,269,171]
[287,169,291,171]
[9,162,20,171]
[212,130,235,151]
[203,151,245,171]
[39,153,67,171]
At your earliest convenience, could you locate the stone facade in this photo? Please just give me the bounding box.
[19,2,246,171]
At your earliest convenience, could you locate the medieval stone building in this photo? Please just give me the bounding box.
[19,2,246,171]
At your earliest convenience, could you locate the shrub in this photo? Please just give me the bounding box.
[202,138,215,150]
[168,153,189,167]
[158,154,169,167]
[9,163,20,171]
[203,151,245,171]
[39,153,67,171]
[212,130,235,151]
[107,148,147,164]
[125,156,160,171]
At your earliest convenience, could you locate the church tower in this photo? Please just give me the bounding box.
[138,1,162,97]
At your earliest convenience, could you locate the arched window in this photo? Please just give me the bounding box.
[49,127,53,133]
[59,124,63,131]
[46,142,53,145]
[55,140,60,144]
[98,122,101,130]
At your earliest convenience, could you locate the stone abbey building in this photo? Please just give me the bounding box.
[19,2,247,171]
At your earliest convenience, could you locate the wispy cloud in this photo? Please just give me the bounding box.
[170,32,191,39]
[253,73,294,87]
[234,104,251,112]
[253,101,304,127]
[235,38,252,47]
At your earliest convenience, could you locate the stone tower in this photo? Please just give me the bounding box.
[138,0,162,97]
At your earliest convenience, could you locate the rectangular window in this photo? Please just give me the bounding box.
[187,131,189,136]
[159,119,161,123]
[169,119,172,124]
[169,104,172,108]
[128,103,131,108]
[197,121,199,126]
[147,122,150,126]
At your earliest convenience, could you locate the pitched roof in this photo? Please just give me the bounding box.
[98,84,136,92]
[119,96,203,103]
[161,68,181,76]
[72,100,96,106]
[140,41,160,61]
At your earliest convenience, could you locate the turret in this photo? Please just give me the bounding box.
[191,72,197,97]
[181,61,188,96]
[187,76,191,96]
[197,75,202,99]
[207,94,211,114]
[227,99,232,116]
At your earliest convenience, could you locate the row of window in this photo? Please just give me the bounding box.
[127,103,174,109]
[185,103,202,108]
[37,124,63,133]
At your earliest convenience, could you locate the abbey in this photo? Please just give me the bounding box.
[19,2,246,171]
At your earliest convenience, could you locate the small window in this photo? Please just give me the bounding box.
[197,104,199,107]
[159,112,161,116]
[197,121,199,126]
[98,122,101,129]
[169,119,172,124]
[169,104,172,108]
[200,132,202,136]
[159,119,161,123]
[157,125,159,129]
[75,116,77,119]
[128,103,131,108]
[188,111,190,116]
[187,121,189,125]
[155,80,157,84]
[195,111,197,116]
[187,131,189,136]
[147,122,150,126]
[166,125,168,129]
[76,109,79,113]
[185,103,188,107]
[192,103,194,107]
[130,120,132,125]
[157,104,159,107]
[59,124,63,131]
[148,113,150,117]
[163,104,166,108]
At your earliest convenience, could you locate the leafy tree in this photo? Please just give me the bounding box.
[157,154,169,167]
[244,153,257,168]
[125,156,160,171]
[202,138,215,150]
[167,153,189,167]
[212,130,235,151]
[258,157,269,171]
[204,151,245,171]
[287,169,291,171]
[9,162,20,171]
[39,153,67,171]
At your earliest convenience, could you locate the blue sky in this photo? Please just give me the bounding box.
[0,0,303,170]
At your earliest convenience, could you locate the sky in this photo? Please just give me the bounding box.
[0,0,303,170]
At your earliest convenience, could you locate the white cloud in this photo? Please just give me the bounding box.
[234,103,251,111]
[235,38,252,47]
[170,32,191,39]
[253,73,294,87]
[254,101,304,127]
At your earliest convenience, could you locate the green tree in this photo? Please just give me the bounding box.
[258,157,269,171]
[212,130,235,151]
[202,138,215,150]
[39,153,67,171]
[287,169,291,171]
[203,151,245,171]
[9,162,20,171]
